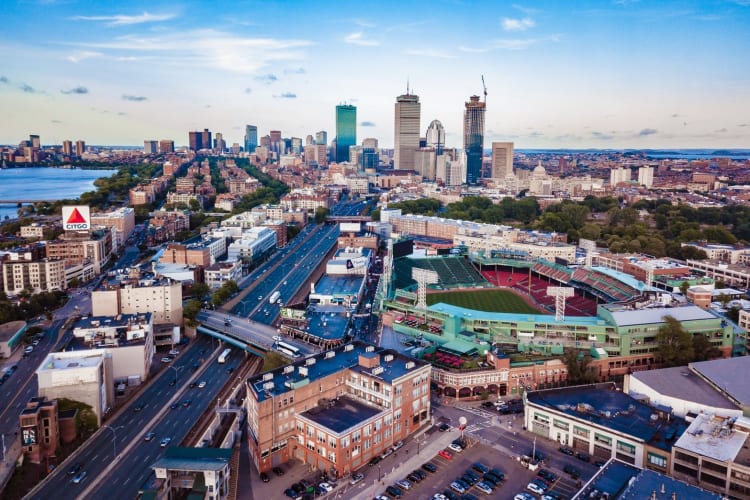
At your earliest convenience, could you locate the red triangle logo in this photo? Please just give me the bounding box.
[66,208,87,224]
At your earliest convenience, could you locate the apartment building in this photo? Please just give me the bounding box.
[91,207,135,251]
[45,229,112,274]
[246,342,431,475]
[92,274,183,326]
[1,255,65,294]
[19,397,59,464]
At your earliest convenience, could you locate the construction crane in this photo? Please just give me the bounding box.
[481,75,487,102]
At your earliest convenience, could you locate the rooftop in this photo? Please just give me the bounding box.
[428,302,607,326]
[0,320,26,341]
[37,350,106,371]
[312,274,364,299]
[629,366,740,413]
[690,357,750,405]
[151,447,232,472]
[619,468,722,500]
[249,341,428,402]
[602,304,718,327]
[673,413,750,465]
[527,383,686,451]
[304,308,349,341]
[299,395,383,434]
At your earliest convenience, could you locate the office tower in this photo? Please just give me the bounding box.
[315,130,328,146]
[415,148,436,180]
[463,95,486,185]
[610,167,631,187]
[159,140,175,154]
[189,129,211,151]
[214,132,225,152]
[62,140,73,156]
[75,140,86,156]
[202,129,212,152]
[425,120,445,155]
[144,140,158,155]
[29,135,40,149]
[244,125,258,153]
[270,130,282,156]
[362,138,378,149]
[558,157,568,175]
[335,104,356,162]
[638,165,654,188]
[291,137,302,155]
[306,135,314,146]
[394,92,421,170]
[260,135,271,149]
[491,142,514,179]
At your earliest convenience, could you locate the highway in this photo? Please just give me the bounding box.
[27,335,240,499]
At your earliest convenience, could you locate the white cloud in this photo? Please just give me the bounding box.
[66,50,103,63]
[70,11,178,26]
[344,32,379,46]
[491,34,560,50]
[502,17,536,31]
[63,29,312,74]
[402,49,455,59]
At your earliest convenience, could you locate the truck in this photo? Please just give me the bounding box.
[269,291,280,305]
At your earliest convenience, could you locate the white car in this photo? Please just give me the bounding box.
[350,472,365,485]
[392,440,404,451]
[318,482,334,492]
[432,495,448,500]
[396,479,411,490]
[450,481,466,494]
[160,357,172,363]
[198,381,207,388]
[169,349,179,356]
[160,437,172,448]
[514,494,536,500]
[448,443,463,453]
[527,482,546,495]
[476,481,494,494]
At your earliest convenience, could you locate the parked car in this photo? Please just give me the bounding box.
[422,462,438,473]
[449,481,466,494]
[538,469,558,483]
[514,494,536,500]
[386,485,403,498]
[392,440,404,451]
[559,446,575,456]
[527,482,546,495]
[260,472,270,483]
[160,357,172,363]
[438,423,451,432]
[438,449,453,460]
[283,488,299,498]
[273,466,285,476]
[472,462,489,474]
[475,481,494,494]
[169,349,179,356]
[369,455,382,465]
[350,472,365,485]
[480,401,494,408]
[448,443,463,453]
[396,479,412,490]
[318,482,333,492]
[563,464,580,479]
[576,451,591,462]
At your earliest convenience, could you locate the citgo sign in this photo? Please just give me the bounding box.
[62,205,91,231]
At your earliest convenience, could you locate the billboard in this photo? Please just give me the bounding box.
[339,222,362,233]
[62,205,91,231]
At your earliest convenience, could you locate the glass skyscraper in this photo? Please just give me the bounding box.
[244,125,258,153]
[463,95,486,185]
[335,104,356,163]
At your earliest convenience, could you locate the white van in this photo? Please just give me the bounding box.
[24,345,34,354]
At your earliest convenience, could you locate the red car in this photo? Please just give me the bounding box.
[438,449,453,460]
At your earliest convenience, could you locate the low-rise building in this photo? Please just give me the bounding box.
[227,227,276,264]
[204,261,242,289]
[91,207,135,251]
[149,448,232,500]
[19,397,59,464]
[45,229,112,274]
[0,320,27,358]
[1,255,66,294]
[92,272,183,326]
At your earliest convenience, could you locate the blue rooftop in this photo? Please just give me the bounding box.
[299,395,383,434]
[527,383,686,451]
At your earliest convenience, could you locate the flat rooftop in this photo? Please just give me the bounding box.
[602,304,718,327]
[37,351,105,371]
[313,274,364,298]
[690,357,750,405]
[74,313,151,330]
[674,413,750,465]
[527,383,686,451]
[629,366,740,413]
[305,308,349,341]
[0,320,26,341]
[151,447,232,472]
[249,341,427,402]
[299,395,383,434]
[575,460,639,500]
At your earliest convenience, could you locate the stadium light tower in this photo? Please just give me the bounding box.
[547,286,575,321]
[413,268,439,315]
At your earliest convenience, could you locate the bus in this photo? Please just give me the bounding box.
[276,341,300,358]
[218,348,232,364]
[269,291,281,305]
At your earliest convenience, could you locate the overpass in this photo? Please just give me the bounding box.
[197,323,272,358]
[326,215,372,223]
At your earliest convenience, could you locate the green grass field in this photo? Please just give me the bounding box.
[426,289,543,314]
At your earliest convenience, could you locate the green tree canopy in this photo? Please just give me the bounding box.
[656,315,694,367]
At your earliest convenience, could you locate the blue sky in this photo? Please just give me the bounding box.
[1,0,749,149]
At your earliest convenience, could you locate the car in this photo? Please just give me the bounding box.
[422,462,437,473]
[472,462,489,474]
[198,381,207,388]
[283,488,299,498]
[462,494,480,500]
[514,494,536,500]
[485,472,504,484]
[452,438,467,448]
[369,455,382,466]
[160,357,172,363]
[448,443,463,453]
[527,482,546,495]
[144,432,156,441]
[563,464,580,479]
[32,339,40,346]
[449,482,466,494]
[413,469,426,480]
[538,469,558,483]
[529,450,546,462]
[438,449,453,460]
[594,459,607,468]
[273,466,285,476]
[542,493,564,500]
[182,399,192,407]
[170,402,179,410]
[68,462,83,475]
[169,349,179,356]
[480,401,494,408]
[291,482,306,493]
[375,496,390,500]
[438,423,451,432]
[133,402,145,412]
[489,468,505,480]
[350,472,365,485]
[71,470,87,484]
[395,479,411,490]
[160,437,171,447]
[260,472,270,483]
[392,440,404,451]
[381,448,393,459]
[24,346,34,353]
[432,495,448,500]
[475,482,494,495]
[442,490,460,500]
[559,446,575,456]
[385,485,403,498]
[189,382,197,388]
[169,378,176,386]
[576,451,591,462]
[318,482,333,492]
[407,472,421,483]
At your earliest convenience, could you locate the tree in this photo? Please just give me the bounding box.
[314,207,330,224]
[656,315,694,367]
[183,299,202,327]
[679,281,690,295]
[562,349,598,385]
[189,283,210,301]
[692,334,721,362]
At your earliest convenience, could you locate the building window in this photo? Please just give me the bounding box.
[647,452,667,469]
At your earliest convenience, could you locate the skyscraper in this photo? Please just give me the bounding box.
[425,120,445,156]
[315,130,328,146]
[491,142,514,179]
[394,92,420,170]
[144,140,158,155]
[62,140,72,156]
[244,125,258,153]
[335,104,356,163]
[159,139,175,154]
[75,140,86,156]
[463,95,486,185]
[188,129,211,151]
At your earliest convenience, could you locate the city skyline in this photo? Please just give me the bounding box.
[0,0,749,149]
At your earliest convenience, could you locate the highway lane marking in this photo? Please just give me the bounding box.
[92,454,98,461]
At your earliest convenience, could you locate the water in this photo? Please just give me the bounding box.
[0,167,116,221]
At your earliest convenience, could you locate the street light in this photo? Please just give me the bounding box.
[168,365,179,386]
[377,464,382,481]
[102,425,123,460]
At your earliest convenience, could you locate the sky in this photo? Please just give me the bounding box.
[1,0,749,149]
